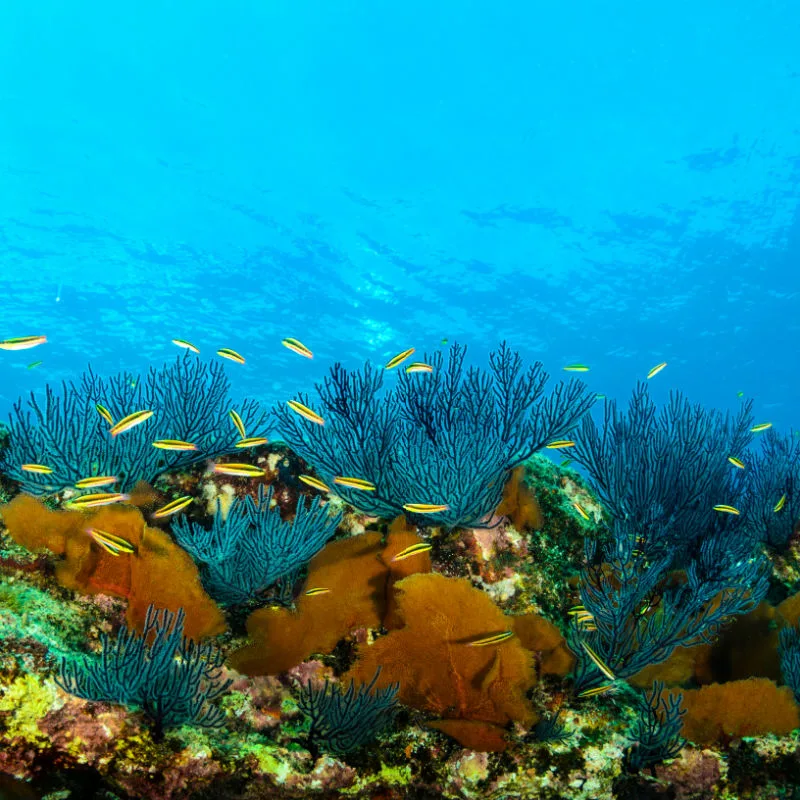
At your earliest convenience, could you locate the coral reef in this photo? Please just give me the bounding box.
[2,347,800,800]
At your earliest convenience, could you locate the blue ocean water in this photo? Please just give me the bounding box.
[1,0,798,433]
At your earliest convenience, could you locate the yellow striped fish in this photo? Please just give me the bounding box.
[391,542,433,562]
[0,335,47,351]
[153,496,194,518]
[728,456,746,469]
[545,440,575,449]
[172,338,200,354]
[304,587,331,596]
[334,476,377,491]
[572,501,590,521]
[287,400,325,426]
[647,362,667,379]
[229,409,247,439]
[281,338,313,359]
[217,348,245,364]
[96,403,114,426]
[66,493,129,510]
[581,641,616,681]
[152,439,197,451]
[467,630,515,647]
[235,437,269,448]
[402,503,449,514]
[21,464,53,474]
[405,362,434,374]
[774,494,787,513]
[75,475,118,489]
[85,528,136,556]
[713,504,740,515]
[578,684,615,698]
[212,463,266,477]
[109,410,154,437]
[563,364,589,372]
[385,348,415,370]
[299,475,331,492]
[751,422,773,433]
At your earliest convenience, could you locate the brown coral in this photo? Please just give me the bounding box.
[345,572,538,751]
[0,494,224,639]
[228,523,432,676]
[674,678,800,745]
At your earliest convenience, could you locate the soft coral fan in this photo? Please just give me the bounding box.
[742,428,800,548]
[172,484,342,605]
[568,384,769,690]
[273,342,594,528]
[56,605,231,740]
[1,354,269,494]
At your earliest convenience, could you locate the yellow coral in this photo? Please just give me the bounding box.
[0,673,58,744]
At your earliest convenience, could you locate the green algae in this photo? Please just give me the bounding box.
[0,574,89,660]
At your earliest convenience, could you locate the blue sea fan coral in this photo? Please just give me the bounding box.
[297,667,400,756]
[570,383,754,558]
[1,354,269,494]
[172,484,342,605]
[569,520,769,693]
[56,605,232,739]
[623,681,686,772]
[742,428,800,548]
[273,342,594,528]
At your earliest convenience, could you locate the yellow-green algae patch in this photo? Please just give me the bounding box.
[341,761,412,795]
[0,673,59,744]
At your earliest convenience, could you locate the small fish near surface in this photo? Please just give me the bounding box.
[0,335,47,351]
[647,362,667,379]
[281,337,313,359]
[750,422,773,433]
[563,364,589,372]
[385,347,415,370]
[172,338,200,354]
[287,400,325,426]
[404,362,434,374]
[108,410,154,437]
[217,347,246,365]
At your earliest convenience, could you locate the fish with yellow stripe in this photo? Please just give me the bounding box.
[281,338,313,359]
[385,348,415,370]
[85,528,136,556]
[466,630,515,647]
[391,542,433,562]
[108,410,154,437]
